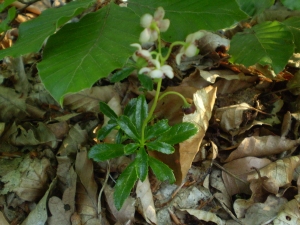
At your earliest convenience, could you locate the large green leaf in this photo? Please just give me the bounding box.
[146,141,174,154]
[114,161,138,210]
[99,102,118,120]
[235,0,274,16]
[88,143,124,161]
[118,115,140,141]
[281,0,300,10]
[127,0,247,42]
[135,147,148,181]
[145,119,170,140]
[37,3,140,104]
[283,17,300,53]
[149,157,175,183]
[0,0,95,59]
[133,95,148,134]
[229,21,294,74]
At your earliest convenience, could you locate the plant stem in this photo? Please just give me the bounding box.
[161,41,185,63]
[158,91,191,108]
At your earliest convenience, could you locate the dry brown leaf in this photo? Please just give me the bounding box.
[179,209,225,225]
[224,136,300,162]
[48,196,70,225]
[47,121,69,140]
[281,111,292,137]
[273,195,300,225]
[63,86,119,112]
[0,211,9,225]
[197,30,230,54]
[249,175,278,202]
[247,155,300,189]
[222,157,271,196]
[136,176,157,224]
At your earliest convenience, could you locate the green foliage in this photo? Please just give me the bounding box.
[0,7,16,33]
[236,0,274,16]
[281,0,300,10]
[282,17,300,52]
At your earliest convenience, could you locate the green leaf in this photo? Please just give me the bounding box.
[115,130,124,144]
[138,74,153,91]
[37,3,140,104]
[146,141,174,154]
[0,0,15,12]
[235,0,274,16]
[133,95,148,134]
[110,67,136,83]
[118,115,140,141]
[123,98,137,117]
[97,121,118,140]
[282,17,300,53]
[157,122,198,145]
[124,143,139,155]
[114,161,138,210]
[229,21,294,74]
[145,119,171,140]
[127,0,247,42]
[135,147,148,181]
[281,0,300,10]
[0,7,16,33]
[149,157,175,183]
[0,0,95,59]
[88,143,124,161]
[99,102,118,120]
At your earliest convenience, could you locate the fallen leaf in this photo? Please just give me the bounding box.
[273,195,300,225]
[179,209,225,225]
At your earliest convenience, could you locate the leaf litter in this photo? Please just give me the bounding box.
[1,2,300,225]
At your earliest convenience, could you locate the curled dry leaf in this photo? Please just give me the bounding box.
[179,209,225,225]
[247,155,300,190]
[224,136,300,162]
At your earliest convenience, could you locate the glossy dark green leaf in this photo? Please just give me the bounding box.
[146,141,174,154]
[97,121,118,140]
[88,143,124,161]
[133,95,148,134]
[123,98,137,117]
[114,161,138,210]
[110,67,136,83]
[115,130,124,144]
[124,143,139,155]
[99,102,118,120]
[145,119,171,140]
[157,122,198,145]
[135,147,148,181]
[118,115,140,141]
[138,74,153,91]
[149,157,175,183]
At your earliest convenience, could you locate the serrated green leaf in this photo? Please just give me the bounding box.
[97,121,118,140]
[138,74,153,91]
[235,0,274,16]
[88,143,124,161]
[127,0,247,42]
[281,0,300,10]
[0,7,16,33]
[157,122,197,145]
[133,95,148,134]
[37,3,140,104]
[149,157,175,183]
[110,67,136,83]
[146,141,174,154]
[0,0,95,59]
[118,115,140,141]
[123,98,137,117]
[124,143,139,155]
[99,102,118,120]
[135,147,148,181]
[114,161,138,210]
[145,119,171,140]
[283,17,300,52]
[229,21,294,74]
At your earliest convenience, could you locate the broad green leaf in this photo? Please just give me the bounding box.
[283,17,300,52]
[99,102,118,120]
[118,115,140,141]
[133,95,148,134]
[37,3,140,104]
[114,161,138,210]
[110,67,136,82]
[229,21,294,74]
[235,0,274,16]
[124,98,137,117]
[138,74,153,91]
[97,121,118,140]
[149,157,175,183]
[145,119,171,140]
[146,141,174,154]
[88,143,124,161]
[157,122,198,145]
[127,0,247,42]
[124,143,139,155]
[135,147,148,181]
[281,0,300,10]
[0,7,16,33]
[0,0,95,59]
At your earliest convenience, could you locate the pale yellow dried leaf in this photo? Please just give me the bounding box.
[274,196,300,225]
[47,196,70,225]
[180,209,225,225]
[281,111,292,137]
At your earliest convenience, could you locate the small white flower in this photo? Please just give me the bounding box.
[176,31,205,65]
[130,43,152,61]
[139,59,174,79]
[139,7,170,43]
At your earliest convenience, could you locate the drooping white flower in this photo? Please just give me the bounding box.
[139,7,170,43]
[176,31,205,65]
[130,43,152,61]
[139,59,174,79]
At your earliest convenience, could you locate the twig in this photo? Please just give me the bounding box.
[98,160,110,220]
